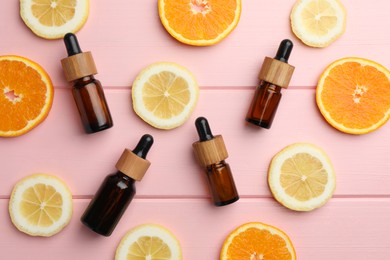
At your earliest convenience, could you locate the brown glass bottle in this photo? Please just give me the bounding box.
[72,75,113,133]
[81,134,153,236]
[81,171,135,236]
[246,81,282,128]
[193,117,239,206]
[206,161,239,206]
[246,39,295,129]
[61,33,113,133]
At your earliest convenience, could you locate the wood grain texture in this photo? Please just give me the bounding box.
[1,0,390,259]
[1,89,389,197]
[1,1,390,88]
[1,199,390,260]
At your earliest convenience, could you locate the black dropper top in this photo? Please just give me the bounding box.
[132,134,154,159]
[274,39,293,63]
[64,33,82,56]
[195,117,214,142]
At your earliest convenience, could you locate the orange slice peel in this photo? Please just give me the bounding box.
[316,57,390,134]
[158,0,241,46]
[220,222,296,260]
[0,55,54,137]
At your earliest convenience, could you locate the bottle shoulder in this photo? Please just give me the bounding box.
[207,160,228,169]
[258,80,282,93]
[105,172,136,188]
[73,75,101,88]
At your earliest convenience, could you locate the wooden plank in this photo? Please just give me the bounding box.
[1,89,389,197]
[1,199,389,260]
[1,1,389,88]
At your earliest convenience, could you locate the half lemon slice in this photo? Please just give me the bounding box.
[290,0,347,47]
[20,0,89,39]
[115,224,182,260]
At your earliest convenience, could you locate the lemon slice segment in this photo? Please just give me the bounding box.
[9,173,73,236]
[290,0,347,47]
[268,143,336,211]
[20,0,89,39]
[132,62,199,130]
[115,224,182,260]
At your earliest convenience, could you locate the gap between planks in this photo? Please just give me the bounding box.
[1,195,390,200]
[53,86,316,90]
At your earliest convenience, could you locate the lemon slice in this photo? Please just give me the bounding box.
[268,143,336,211]
[290,0,347,47]
[115,224,182,260]
[132,62,199,130]
[9,174,73,237]
[20,0,89,39]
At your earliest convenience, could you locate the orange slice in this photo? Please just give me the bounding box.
[317,57,390,134]
[220,222,296,260]
[0,56,54,137]
[158,0,241,46]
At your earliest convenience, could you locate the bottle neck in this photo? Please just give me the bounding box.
[116,171,136,184]
[259,80,282,93]
[73,75,96,87]
[206,160,226,170]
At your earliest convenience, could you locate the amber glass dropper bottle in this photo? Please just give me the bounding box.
[61,33,113,133]
[246,39,295,129]
[81,134,153,236]
[193,117,239,206]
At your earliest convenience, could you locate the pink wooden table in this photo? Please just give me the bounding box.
[1,1,390,259]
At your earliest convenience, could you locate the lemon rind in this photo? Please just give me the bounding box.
[9,173,73,237]
[268,143,336,212]
[20,0,89,40]
[290,0,347,48]
[132,62,199,130]
[115,224,182,260]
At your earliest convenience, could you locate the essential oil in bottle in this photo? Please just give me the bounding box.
[61,33,113,133]
[246,39,295,129]
[81,134,153,236]
[192,117,239,206]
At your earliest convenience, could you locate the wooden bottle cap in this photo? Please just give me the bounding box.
[258,57,295,88]
[192,135,229,167]
[115,149,151,181]
[61,52,98,82]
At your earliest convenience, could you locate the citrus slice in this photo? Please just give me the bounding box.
[0,55,54,137]
[317,57,390,134]
[115,224,182,260]
[290,0,347,47]
[132,62,199,130]
[158,0,241,46]
[220,222,296,260]
[20,0,89,39]
[9,173,73,237]
[268,143,336,211]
